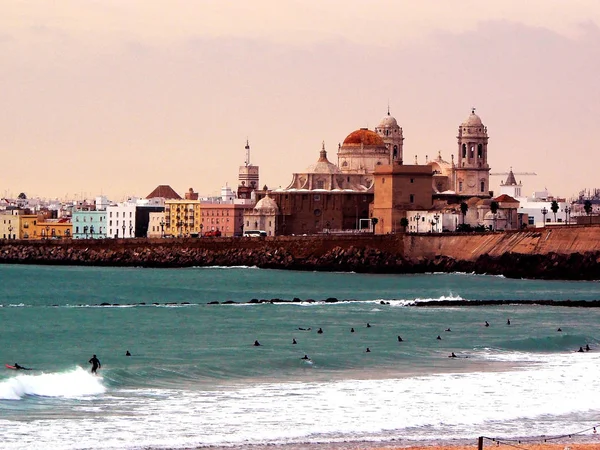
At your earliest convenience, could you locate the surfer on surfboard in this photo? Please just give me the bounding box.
[89,355,101,375]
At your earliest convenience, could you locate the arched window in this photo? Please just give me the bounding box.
[481,181,485,192]
[462,144,466,158]
[477,144,483,158]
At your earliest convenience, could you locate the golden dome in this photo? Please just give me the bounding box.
[342,128,385,146]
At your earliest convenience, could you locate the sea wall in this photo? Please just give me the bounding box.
[1,225,600,279]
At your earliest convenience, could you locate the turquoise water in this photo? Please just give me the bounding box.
[1,265,600,449]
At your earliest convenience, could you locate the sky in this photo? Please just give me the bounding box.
[1,0,599,201]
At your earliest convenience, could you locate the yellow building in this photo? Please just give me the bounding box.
[20,214,41,239]
[0,213,20,239]
[37,219,73,239]
[19,214,72,239]
[164,200,202,237]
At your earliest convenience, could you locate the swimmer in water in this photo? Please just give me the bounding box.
[449,352,457,358]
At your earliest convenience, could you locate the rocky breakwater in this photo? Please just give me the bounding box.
[1,232,600,280]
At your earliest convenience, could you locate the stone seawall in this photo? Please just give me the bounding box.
[1,225,600,280]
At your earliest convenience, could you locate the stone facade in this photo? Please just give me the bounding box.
[454,108,490,197]
[372,163,433,234]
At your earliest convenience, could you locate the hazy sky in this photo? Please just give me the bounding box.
[2,1,599,201]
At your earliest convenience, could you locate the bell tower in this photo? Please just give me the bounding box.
[455,108,490,197]
[374,107,404,164]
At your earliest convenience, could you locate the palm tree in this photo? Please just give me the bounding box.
[584,200,593,224]
[371,217,379,234]
[400,217,409,232]
[460,202,468,225]
[550,200,559,223]
[490,201,499,231]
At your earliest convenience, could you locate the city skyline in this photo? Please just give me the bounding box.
[1,1,599,200]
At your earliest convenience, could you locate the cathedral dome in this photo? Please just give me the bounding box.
[462,109,483,127]
[342,128,385,146]
[255,195,279,212]
[306,144,340,174]
[377,113,398,128]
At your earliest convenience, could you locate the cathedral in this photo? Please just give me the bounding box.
[246,108,494,236]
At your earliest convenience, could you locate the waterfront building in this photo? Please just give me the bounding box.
[106,203,137,239]
[37,218,73,239]
[253,143,374,235]
[147,211,167,238]
[201,203,250,237]
[164,200,201,237]
[72,209,107,239]
[0,213,20,239]
[243,194,279,236]
[372,163,433,234]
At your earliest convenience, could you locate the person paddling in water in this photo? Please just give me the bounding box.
[89,354,101,375]
[14,363,31,370]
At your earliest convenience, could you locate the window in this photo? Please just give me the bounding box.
[480,181,485,192]
[314,194,320,201]
[459,182,463,191]
[410,194,414,203]
[477,144,483,158]
[410,178,414,183]
[462,144,466,158]
[382,178,385,184]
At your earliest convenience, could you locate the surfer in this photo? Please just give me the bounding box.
[577,347,584,353]
[445,328,451,332]
[436,335,442,340]
[449,353,457,358]
[366,348,371,352]
[317,328,323,334]
[350,327,355,333]
[397,336,403,342]
[485,321,490,327]
[125,350,131,356]
[253,340,261,346]
[507,318,511,325]
[557,327,562,332]
[89,355,101,375]
[366,323,371,328]
[301,354,311,360]
[14,363,30,370]
[586,344,591,351]
[292,338,297,345]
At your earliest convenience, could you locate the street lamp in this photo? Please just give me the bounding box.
[129,224,134,238]
[541,207,548,227]
[160,219,165,238]
[7,225,13,239]
[415,213,421,233]
[122,223,126,239]
[45,225,50,240]
[433,213,440,233]
[563,206,571,225]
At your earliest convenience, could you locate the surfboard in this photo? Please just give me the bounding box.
[5,364,17,370]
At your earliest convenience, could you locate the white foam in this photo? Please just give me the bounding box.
[0,366,105,400]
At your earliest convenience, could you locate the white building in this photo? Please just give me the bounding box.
[500,170,568,227]
[106,202,137,238]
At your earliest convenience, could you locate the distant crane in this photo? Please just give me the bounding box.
[490,167,536,185]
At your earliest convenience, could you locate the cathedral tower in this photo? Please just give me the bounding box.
[374,108,404,164]
[238,140,259,199]
[454,108,490,197]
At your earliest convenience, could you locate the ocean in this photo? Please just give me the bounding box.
[1,264,600,450]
